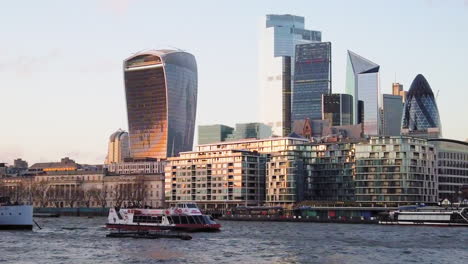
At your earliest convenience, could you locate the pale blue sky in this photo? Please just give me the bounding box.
[0,0,467,164]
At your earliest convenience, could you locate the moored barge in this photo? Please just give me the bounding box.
[379,206,468,226]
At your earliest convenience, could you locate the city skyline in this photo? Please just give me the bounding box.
[1,0,467,164]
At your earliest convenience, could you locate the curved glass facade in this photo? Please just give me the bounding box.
[401,74,441,136]
[345,50,380,135]
[124,50,197,159]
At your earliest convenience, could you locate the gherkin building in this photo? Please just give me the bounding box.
[401,74,441,138]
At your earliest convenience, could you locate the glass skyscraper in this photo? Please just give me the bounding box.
[259,14,321,137]
[401,74,441,138]
[293,42,332,122]
[322,94,353,126]
[124,50,197,159]
[382,94,403,136]
[345,50,380,135]
[198,124,234,145]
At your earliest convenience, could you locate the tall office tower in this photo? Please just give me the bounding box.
[226,123,273,141]
[392,82,407,103]
[124,50,197,159]
[259,14,321,137]
[345,50,381,135]
[357,100,364,124]
[293,42,332,122]
[401,74,441,139]
[382,94,404,136]
[105,129,130,164]
[198,124,234,145]
[322,94,353,126]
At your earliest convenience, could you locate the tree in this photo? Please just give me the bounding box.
[48,185,64,208]
[90,187,107,208]
[65,185,84,208]
[110,184,126,208]
[31,180,51,207]
[128,177,147,208]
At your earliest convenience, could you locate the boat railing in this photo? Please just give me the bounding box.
[459,208,468,223]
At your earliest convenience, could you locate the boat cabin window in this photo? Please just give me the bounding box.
[188,216,196,224]
[171,216,181,224]
[133,215,163,224]
[180,216,189,224]
[167,216,174,224]
[187,204,197,208]
[193,215,203,224]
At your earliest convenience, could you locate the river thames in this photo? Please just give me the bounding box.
[1,217,467,264]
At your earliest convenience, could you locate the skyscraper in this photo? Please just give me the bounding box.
[105,129,130,164]
[259,14,321,136]
[392,82,407,103]
[293,42,332,122]
[198,124,234,145]
[225,123,272,141]
[345,50,380,135]
[401,74,441,138]
[382,94,403,136]
[322,94,353,126]
[124,50,197,159]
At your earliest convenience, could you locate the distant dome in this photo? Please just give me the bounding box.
[401,74,441,134]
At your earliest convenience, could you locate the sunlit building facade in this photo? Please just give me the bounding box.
[259,14,321,136]
[345,50,380,135]
[165,150,267,210]
[124,50,197,159]
[355,136,438,205]
[293,42,332,121]
[401,74,441,139]
[105,129,130,164]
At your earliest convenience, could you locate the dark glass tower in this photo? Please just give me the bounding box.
[292,42,332,122]
[124,50,197,159]
[322,94,353,126]
[401,74,441,138]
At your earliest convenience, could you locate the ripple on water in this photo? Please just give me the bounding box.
[1,217,468,264]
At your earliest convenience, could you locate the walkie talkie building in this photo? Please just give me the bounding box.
[124,50,197,159]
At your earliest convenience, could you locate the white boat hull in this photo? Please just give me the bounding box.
[0,205,33,230]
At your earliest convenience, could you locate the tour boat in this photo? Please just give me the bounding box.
[379,206,468,226]
[106,203,221,232]
[0,197,34,230]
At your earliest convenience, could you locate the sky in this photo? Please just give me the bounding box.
[0,0,467,165]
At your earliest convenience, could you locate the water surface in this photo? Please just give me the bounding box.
[1,217,467,263]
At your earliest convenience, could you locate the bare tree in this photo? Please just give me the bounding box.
[90,187,107,208]
[115,184,127,208]
[128,177,147,208]
[31,180,51,207]
[66,185,84,208]
[48,185,64,208]
[83,188,94,208]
